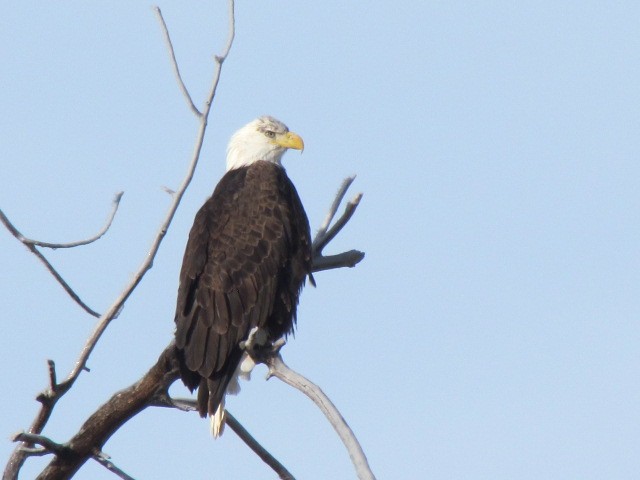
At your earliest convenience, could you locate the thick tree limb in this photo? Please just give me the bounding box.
[33,345,179,479]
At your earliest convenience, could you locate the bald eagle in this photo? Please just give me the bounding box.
[174,116,313,436]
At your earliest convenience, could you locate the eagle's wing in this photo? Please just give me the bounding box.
[174,163,310,417]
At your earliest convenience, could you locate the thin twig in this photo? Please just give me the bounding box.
[0,208,100,317]
[154,396,295,480]
[154,7,202,117]
[266,354,376,480]
[92,451,136,480]
[226,412,296,480]
[20,192,122,249]
[46,359,57,389]
[215,0,236,63]
[312,177,363,256]
[316,192,362,253]
[313,175,356,249]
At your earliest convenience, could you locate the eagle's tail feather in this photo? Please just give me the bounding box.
[210,398,226,438]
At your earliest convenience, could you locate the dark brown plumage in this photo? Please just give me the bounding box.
[174,160,312,425]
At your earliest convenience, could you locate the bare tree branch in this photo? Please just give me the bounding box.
[154,396,296,480]
[265,353,376,480]
[318,192,362,251]
[11,433,68,457]
[313,175,356,249]
[0,209,103,317]
[226,412,296,480]
[154,7,202,117]
[311,176,365,271]
[32,345,179,479]
[312,249,365,272]
[7,191,123,249]
[0,191,123,316]
[16,447,48,457]
[92,451,136,480]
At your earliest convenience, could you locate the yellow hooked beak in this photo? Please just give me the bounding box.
[274,131,304,152]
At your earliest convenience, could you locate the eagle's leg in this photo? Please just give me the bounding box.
[240,327,287,366]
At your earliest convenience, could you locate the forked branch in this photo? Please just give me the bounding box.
[312,176,364,271]
[0,191,125,317]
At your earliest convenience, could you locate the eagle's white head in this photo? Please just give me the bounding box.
[226,116,304,171]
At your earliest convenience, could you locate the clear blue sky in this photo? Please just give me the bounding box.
[2,2,640,479]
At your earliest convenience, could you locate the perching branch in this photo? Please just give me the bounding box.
[265,353,376,480]
[242,333,375,480]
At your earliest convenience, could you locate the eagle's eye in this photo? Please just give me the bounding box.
[264,130,276,138]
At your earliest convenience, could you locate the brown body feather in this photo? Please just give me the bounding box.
[174,161,312,418]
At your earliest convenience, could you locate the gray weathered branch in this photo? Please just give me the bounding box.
[154,7,201,117]
[0,191,124,316]
[311,176,364,270]
[155,396,295,480]
[92,452,136,480]
[240,339,376,480]
[265,354,376,480]
[4,191,123,250]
